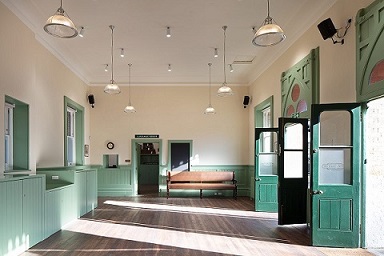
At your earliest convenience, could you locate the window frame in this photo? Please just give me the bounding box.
[4,95,29,172]
[64,96,84,166]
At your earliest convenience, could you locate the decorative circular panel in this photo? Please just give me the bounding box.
[291,84,300,102]
[286,105,295,117]
[297,100,308,113]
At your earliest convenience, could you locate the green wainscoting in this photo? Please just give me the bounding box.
[96,164,253,198]
[45,184,76,238]
[0,175,45,256]
[98,166,133,196]
[37,167,98,218]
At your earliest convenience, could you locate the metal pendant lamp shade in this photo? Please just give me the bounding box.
[252,0,286,47]
[217,26,233,97]
[104,25,121,94]
[204,63,216,115]
[124,64,136,113]
[44,0,78,38]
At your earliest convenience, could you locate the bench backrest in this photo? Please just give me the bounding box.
[168,171,234,182]
[200,171,234,182]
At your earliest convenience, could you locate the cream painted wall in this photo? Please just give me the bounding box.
[0,2,91,173]
[89,85,249,166]
[247,0,374,163]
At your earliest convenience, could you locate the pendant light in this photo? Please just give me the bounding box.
[104,25,121,94]
[252,0,286,47]
[217,26,233,97]
[44,0,78,38]
[204,63,216,115]
[124,64,136,113]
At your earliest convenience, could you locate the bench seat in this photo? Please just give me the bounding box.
[167,171,237,199]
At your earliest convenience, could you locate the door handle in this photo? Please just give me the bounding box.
[312,190,323,195]
[255,178,261,181]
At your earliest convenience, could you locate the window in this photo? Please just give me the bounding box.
[5,103,14,170]
[67,107,76,166]
[261,106,272,152]
[4,95,29,171]
[168,140,192,171]
[64,97,84,166]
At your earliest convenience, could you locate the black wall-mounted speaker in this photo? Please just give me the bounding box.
[317,18,337,40]
[243,96,250,108]
[88,94,95,108]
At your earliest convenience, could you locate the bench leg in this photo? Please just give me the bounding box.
[167,187,169,199]
[233,187,237,200]
[200,189,203,199]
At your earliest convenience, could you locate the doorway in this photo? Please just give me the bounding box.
[137,142,160,195]
[363,97,384,248]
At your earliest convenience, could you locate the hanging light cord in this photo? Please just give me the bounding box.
[267,0,270,18]
[110,25,114,83]
[208,63,212,105]
[128,63,132,104]
[223,26,226,84]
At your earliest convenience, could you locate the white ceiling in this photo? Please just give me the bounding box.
[2,0,336,86]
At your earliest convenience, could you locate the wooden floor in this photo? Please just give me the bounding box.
[22,195,374,256]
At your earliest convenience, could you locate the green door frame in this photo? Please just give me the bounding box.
[131,138,162,196]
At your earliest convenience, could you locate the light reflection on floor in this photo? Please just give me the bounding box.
[104,200,277,220]
[63,218,306,256]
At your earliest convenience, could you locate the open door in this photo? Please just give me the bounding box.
[311,103,361,248]
[255,128,278,212]
[278,117,308,225]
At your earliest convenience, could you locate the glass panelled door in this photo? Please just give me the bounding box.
[255,128,278,212]
[278,118,309,225]
[311,103,361,248]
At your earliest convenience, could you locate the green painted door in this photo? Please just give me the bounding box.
[255,128,278,212]
[278,117,309,225]
[311,103,361,248]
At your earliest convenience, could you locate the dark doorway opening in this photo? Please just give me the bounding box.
[138,142,159,195]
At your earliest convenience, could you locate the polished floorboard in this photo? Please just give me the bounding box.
[22,195,374,256]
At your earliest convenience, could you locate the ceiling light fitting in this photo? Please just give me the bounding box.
[166,27,171,38]
[168,64,172,72]
[217,26,233,97]
[104,64,108,72]
[78,26,85,37]
[44,0,78,38]
[124,63,136,113]
[104,25,121,94]
[214,48,219,58]
[120,48,125,57]
[205,63,216,115]
[252,0,286,47]
[229,64,234,73]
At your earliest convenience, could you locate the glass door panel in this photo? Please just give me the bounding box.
[319,148,351,185]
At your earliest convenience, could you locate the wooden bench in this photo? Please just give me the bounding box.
[167,171,237,199]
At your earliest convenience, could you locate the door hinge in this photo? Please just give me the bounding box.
[360,224,362,234]
[364,159,367,164]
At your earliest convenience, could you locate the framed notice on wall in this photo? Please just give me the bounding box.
[84,144,89,157]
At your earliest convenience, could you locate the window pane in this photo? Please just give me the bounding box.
[284,151,303,178]
[260,132,277,153]
[284,123,303,149]
[319,148,351,185]
[320,111,351,146]
[67,137,75,166]
[259,153,277,175]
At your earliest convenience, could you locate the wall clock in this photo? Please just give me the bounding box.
[107,142,114,150]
